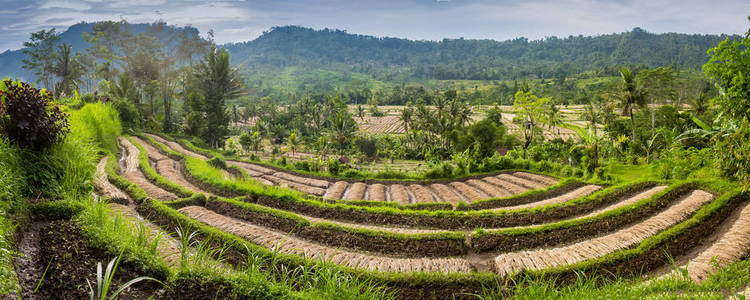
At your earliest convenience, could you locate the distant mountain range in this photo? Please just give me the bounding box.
[0,22,739,85]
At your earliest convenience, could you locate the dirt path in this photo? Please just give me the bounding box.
[494,190,715,277]
[178,206,474,273]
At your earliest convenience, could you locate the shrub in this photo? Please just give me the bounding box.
[112,97,140,130]
[293,160,310,172]
[342,169,361,178]
[0,80,69,150]
[207,156,227,169]
[328,158,341,176]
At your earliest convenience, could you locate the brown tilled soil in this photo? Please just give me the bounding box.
[95,157,130,203]
[344,182,367,200]
[495,185,601,211]
[497,174,547,190]
[389,184,410,205]
[177,206,474,273]
[482,176,527,194]
[273,172,329,188]
[323,181,348,199]
[685,201,750,282]
[449,182,487,202]
[513,172,559,186]
[119,138,178,201]
[367,184,387,201]
[429,183,464,206]
[13,220,160,299]
[132,135,205,195]
[408,184,436,203]
[581,186,667,218]
[466,179,511,198]
[145,133,206,160]
[494,190,715,277]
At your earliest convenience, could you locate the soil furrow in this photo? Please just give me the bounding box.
[493,185,601,211]
[119,138,178,201]
[429,184,464,206]
[324,181,348,199]
[497,174,547,190]
[344,182,367,200]
[449,182,487,202]
[685,201,750,282]
[178,206,474,273]
[408,184,435,203]
[145,133,207,159]
[482,176,527,194]
[494,190,715,277]
[95,157,130,203]
[367,184,387,201]
[466,179,511,198]
[580,186,667,218]
[512,172,559,186]
[389,184,410,205]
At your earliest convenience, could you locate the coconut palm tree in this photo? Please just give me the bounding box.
[616,67,647,143]
[193,46,243,148]
[400,105,413,132]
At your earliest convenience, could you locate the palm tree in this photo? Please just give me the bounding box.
[545,102,561,136]
[356,105,365,121]
[616,67,647,143]
[112,73,138,101]
[287,130,299,155]
[689,91,710,116]
[327,111,357,154]
[400,105,413,132]
[53,43,83,98]
[193,46,243,148]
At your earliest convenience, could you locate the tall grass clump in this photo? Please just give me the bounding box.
[0,139,24,294]
[69,103,122,155]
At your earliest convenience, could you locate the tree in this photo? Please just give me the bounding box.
[639,67,675,138]
[544,102,561,135]
[703,36,750,123]
[52,43,83,98]
[400,104,413,132]
[513,90,549,158]
[327,111,357,154]
[112,73,138,102]
[287,130,299,155]
[21,29,60,89]
[614,67,647,144]
[356,105,365,121]
[193,46,243,148]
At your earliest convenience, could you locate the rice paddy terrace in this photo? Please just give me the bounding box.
[96,133,750,298]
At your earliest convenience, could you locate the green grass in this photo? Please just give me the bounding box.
[605,162,655,183]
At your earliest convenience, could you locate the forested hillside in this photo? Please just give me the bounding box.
[226,26,736,82]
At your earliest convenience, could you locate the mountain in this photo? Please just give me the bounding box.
[226,26,736,83]
[0,23,739,88]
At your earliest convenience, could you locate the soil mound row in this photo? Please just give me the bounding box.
[177,206,474,273]
[95,157,130,203]
[119,138,178,201]
[494,190,715,277]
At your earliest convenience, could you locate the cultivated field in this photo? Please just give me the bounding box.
[89,132,750,298]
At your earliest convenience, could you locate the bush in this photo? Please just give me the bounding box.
[293,160,310,172]
[112,97,140,130]
[328,158,341,176]
[0,80,69,149]
[207,156,227,169]
[342,169,361,178]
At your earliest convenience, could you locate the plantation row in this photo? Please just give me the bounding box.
[96,133,750,298]
[145,134,564,207]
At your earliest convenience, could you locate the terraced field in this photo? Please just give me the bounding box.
[100,134,750,298]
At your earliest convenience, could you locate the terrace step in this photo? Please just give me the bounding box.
[94,157,130,203]
[119,138,178,201]
[131,137,205,194]
[685,200,750,282]
[178,206,474,273]
[491,185,601,211]
[494,190,715,277]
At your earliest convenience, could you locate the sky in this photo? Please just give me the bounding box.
[1,0,749,51]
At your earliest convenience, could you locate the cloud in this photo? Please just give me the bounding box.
[0,0,747,51]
